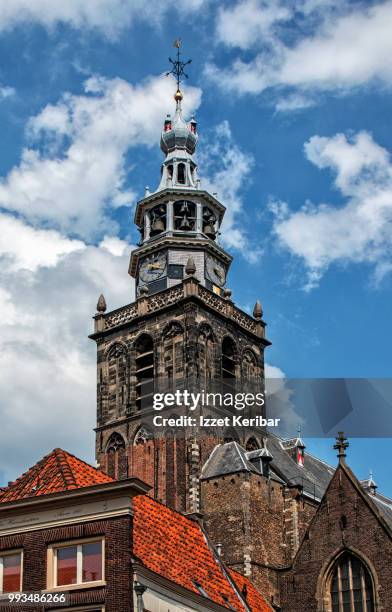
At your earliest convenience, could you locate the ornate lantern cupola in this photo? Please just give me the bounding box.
[129,41,232,297]
[158,88,199,191]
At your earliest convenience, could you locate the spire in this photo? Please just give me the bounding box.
[158,41,198,192]
[166,38,192,106]
[334,431,349,464]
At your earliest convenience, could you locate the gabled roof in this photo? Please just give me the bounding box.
[229,570,273,612]
[0,448,112,503]
[0,449,272,612]
[201,441,259,480]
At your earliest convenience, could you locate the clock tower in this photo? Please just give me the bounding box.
[90,47,270,513]
[129,87,231,297]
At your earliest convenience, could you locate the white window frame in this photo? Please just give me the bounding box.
[0,550,23,594]
[47,538,105,592]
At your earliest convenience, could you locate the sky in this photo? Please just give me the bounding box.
[0,0,391,493]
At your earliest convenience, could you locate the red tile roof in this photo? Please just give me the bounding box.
[133,494,246,610]
[0,448,112,503]
[230,569,273,612]
[0,449,272,611]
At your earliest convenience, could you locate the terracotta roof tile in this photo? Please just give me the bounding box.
[229,569,273,612]
[133,494,246,611]
[0,450,271,611]
[0,449,112,503]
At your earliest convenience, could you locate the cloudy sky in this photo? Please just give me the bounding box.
[0,0,391,493]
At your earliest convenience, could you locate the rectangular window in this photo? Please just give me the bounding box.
[48,540,104,589]
[0,551,22,593]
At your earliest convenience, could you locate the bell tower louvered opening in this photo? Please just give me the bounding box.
[135,334,154,411]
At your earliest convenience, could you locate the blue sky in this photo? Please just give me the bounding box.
[0,0,391,493]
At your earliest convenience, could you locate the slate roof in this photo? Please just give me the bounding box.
[267,435,335,500]
[0,449,273,612]
[201,441,259,479]
[369,492,392,530]
[201,436,335,500]
[201,437,392,532]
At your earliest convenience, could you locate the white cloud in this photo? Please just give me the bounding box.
[0,86,15,99]
[0,214,85,272]
[216,0,290,50]
[0,0,209,37]
[208,1,392,103]
[275,93,316,112]
[271,131,392,288]
[0,215,134,482]
[0,75,202,239]
[198,121,262,262]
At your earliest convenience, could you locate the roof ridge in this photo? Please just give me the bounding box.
[54,448,111,477]
[53,449,77,489]
[1,448,55,492]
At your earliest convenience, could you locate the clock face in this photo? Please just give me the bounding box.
[205,255,226,287]
[139,252,167,283]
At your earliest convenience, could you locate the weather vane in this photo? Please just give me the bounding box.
[167,39,192,92]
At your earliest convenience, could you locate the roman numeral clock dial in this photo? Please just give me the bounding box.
[139,252,167,283]
[205,254,226,289]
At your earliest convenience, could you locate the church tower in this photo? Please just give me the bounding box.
[90,46,270,513]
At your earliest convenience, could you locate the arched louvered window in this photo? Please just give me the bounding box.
[222,337,237,393]
[107,343,127,417]
[197,323,215,387]
[162,322,184,390]
[135,334,154,411]
[106,432,126,480]
[242,350,259,384]
[329,553,374,612]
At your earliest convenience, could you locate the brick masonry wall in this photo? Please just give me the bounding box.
[0,515,133,612]
[202,472,321,605]
[279,465,392,612]
[202,472,287,602]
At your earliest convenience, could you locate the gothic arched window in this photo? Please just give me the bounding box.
[197,323,215,387]
[242,349,259,384]
[162,322,184,390]
[246,437,259,451]
[135,334,154,411]
[107,343,127,418]
[106,432,127,480]
[133,426,153,446]
[328,553,374,612]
